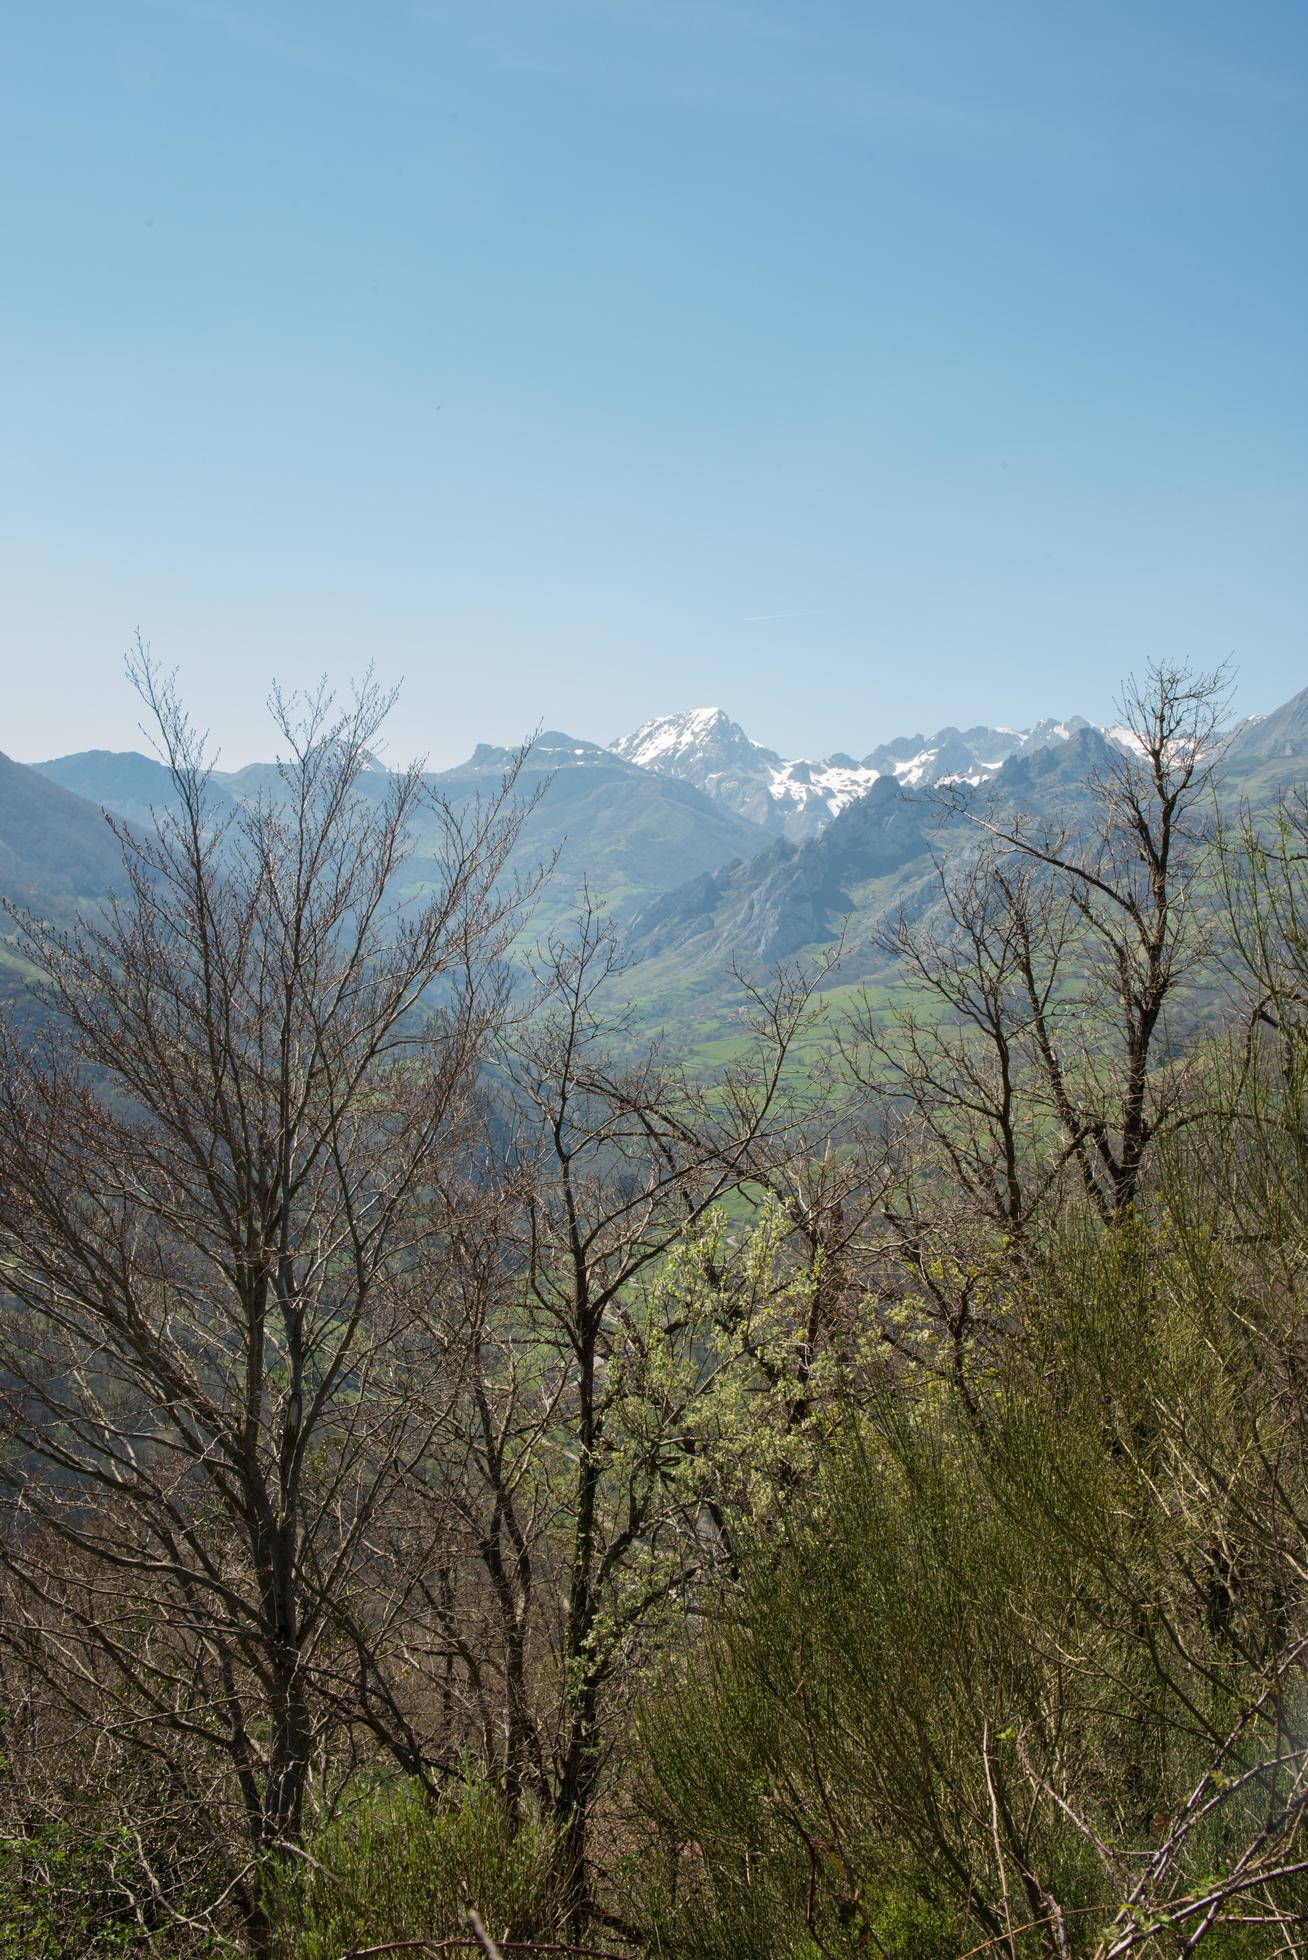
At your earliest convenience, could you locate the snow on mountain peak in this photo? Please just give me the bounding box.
[612,709,875,838]
[611,707,1139,840]
[613,707,770,771]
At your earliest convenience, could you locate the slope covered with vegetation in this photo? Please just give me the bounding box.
[2,662,1308,1959]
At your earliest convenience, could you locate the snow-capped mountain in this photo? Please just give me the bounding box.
[611,708,1135,840]
[611,708,876,839]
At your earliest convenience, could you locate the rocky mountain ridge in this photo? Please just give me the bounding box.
[623,724,1116,975]
[610,706,1145,840]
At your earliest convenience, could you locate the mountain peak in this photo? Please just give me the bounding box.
[610,703,1158,841]
[612,707,767,771]
[611,710,870,840]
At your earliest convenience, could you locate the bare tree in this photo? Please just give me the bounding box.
[964,659,1227,1219]
[844,661,1229,1266]
[0,654,537,1941]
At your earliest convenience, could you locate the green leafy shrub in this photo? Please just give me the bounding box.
[265,1776,564,1960]
[0,1815,220,1960]
[638,1215,1308,1956]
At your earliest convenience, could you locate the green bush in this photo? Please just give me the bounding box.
[638,1216,1308,1956]
[0,1816,211,1960]
[265,1775,564,1960]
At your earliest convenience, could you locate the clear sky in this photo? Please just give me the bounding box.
[2,1,1305,768]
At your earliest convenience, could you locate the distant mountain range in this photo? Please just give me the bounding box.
[29,730,764,941]
[623,725,1115,978]
[3,683,1306,1040]
[0,751,132,917]
[610,706,1146,840]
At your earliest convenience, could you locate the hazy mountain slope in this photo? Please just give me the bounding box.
[1224,685,1308,765]
[0,752,129,914]
[623,775,928,969]
[623,726,1114,981]
[36,748,352,823]
[36,748,234,827]
[429,731,765,926]
[0,752,137,1027]
[35,731,764,934]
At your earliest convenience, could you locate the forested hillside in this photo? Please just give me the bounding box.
[3,660,1308,1958]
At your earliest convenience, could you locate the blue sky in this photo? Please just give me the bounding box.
[2,0,1305,766]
